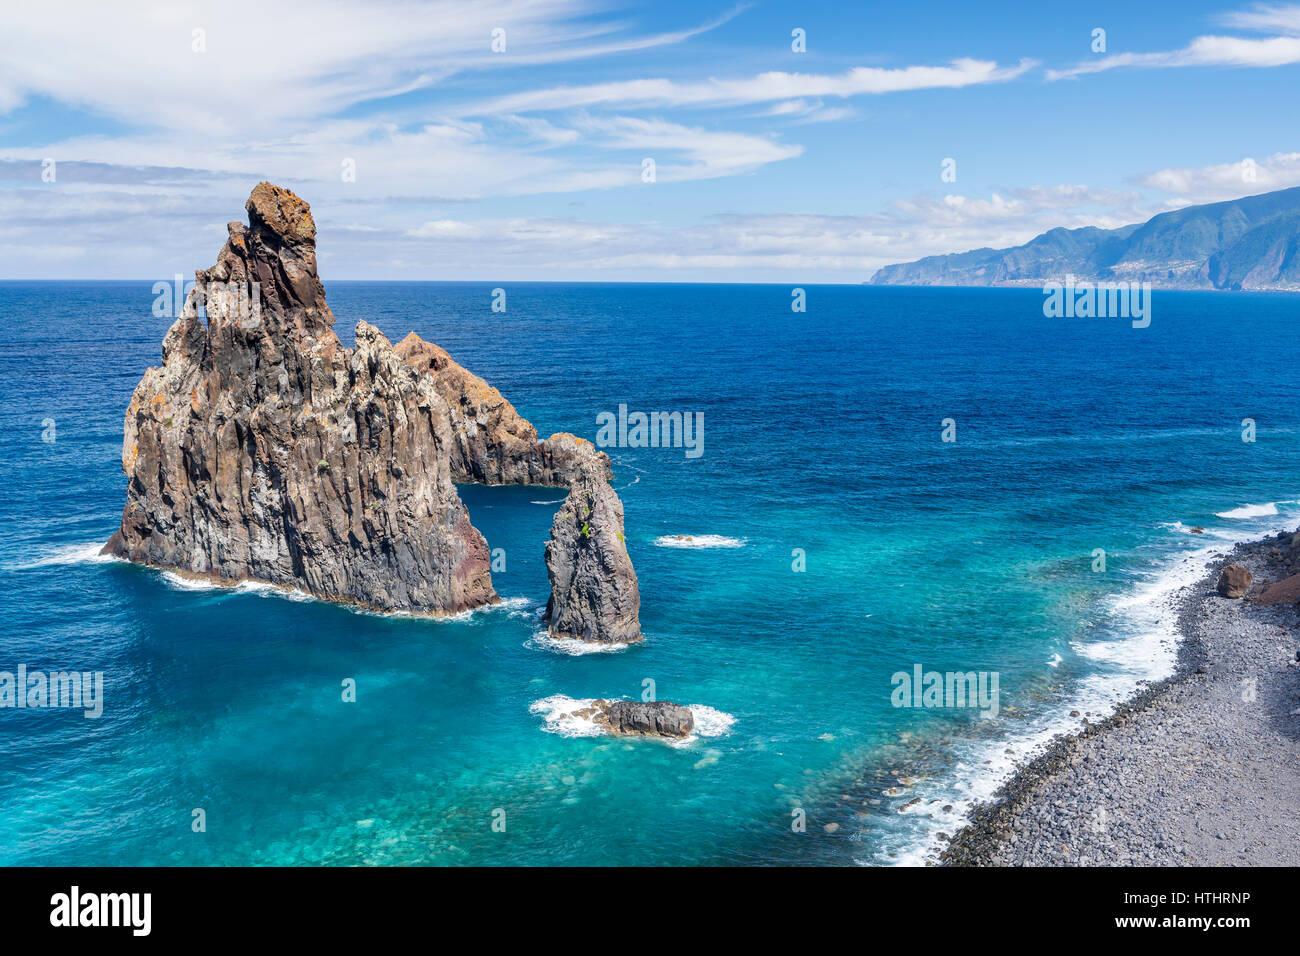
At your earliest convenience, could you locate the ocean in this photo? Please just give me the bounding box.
[2,280,1297,866]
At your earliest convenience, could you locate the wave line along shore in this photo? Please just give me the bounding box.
[940,531,1300,866]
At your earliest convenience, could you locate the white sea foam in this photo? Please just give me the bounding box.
[160,571,221,592]
[235,579,314,602]
[874,502,1299,867]
[159,569,521,621]
[8,541,119,570]
[530,696,606,738]
[159,571,317,604]
[1216,502,1278,519]
[685,704,737,738]
[653,534,745,549]
[526,631,630,655]
[496,596,541,620]
[530,498,565,505]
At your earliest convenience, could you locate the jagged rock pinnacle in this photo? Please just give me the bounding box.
[105,182,642,642]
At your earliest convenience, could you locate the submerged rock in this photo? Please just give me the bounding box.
[105,182,642,630]
[1216,564,1253,599]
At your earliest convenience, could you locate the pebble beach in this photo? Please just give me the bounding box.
[942,532,1300,866]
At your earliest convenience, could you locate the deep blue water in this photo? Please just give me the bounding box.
[1,280,1298,865]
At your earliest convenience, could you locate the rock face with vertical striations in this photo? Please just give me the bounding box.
[104,182,641,638]
[544,458,642,644]
[581,699,694,738]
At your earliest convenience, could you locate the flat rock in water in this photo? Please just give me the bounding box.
[588,700,694,738]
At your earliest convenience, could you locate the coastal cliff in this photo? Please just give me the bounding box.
[871,185,1300,291]
[105,182,641,640]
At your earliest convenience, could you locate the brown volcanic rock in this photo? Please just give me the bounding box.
[105,182,643,641]
[1255,572,1300,606]
[1216,564,1253,599]
[104,183,495,614]
[393,334,607,486]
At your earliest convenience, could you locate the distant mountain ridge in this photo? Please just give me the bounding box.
[870,186,1300,291]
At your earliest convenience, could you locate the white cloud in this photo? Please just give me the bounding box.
[1219,2,1300,34]
[1137,151,1300,201]
[576,115,801,179]
[0,0,740,134]
[762,99,857,123]
[358,183,1167,281]
[471,58,1037,114]
[2,154,1287,281]
[1048,4,1300,79]
[4,108,800,204]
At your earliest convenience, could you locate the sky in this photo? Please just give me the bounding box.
[1,0,1298,281]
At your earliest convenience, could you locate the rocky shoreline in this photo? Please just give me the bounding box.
[940,530,1300,866]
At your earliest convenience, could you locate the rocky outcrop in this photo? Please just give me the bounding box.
[544,460,642,644]
[1216,564,1253,599]
[393,334,604,487]
[1268,529,1300,574]
[576,699,694,738]
[105,182,642,637]
[1255,572,1300,606]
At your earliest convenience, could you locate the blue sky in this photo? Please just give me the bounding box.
[1,0,1298,280]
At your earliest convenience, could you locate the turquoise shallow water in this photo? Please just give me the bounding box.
[1,281,1298,865]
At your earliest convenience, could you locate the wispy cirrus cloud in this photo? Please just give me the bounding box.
[1219,2,1300,32]
[467,57,1037,114]
[1048,2,1300,79]
[0,0,744,134]
[0,108,800,204]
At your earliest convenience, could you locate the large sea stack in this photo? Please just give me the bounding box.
[105,182,641,641]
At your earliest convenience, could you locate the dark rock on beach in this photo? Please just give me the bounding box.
[104,182,642,637]
[1216,563,1252,598]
